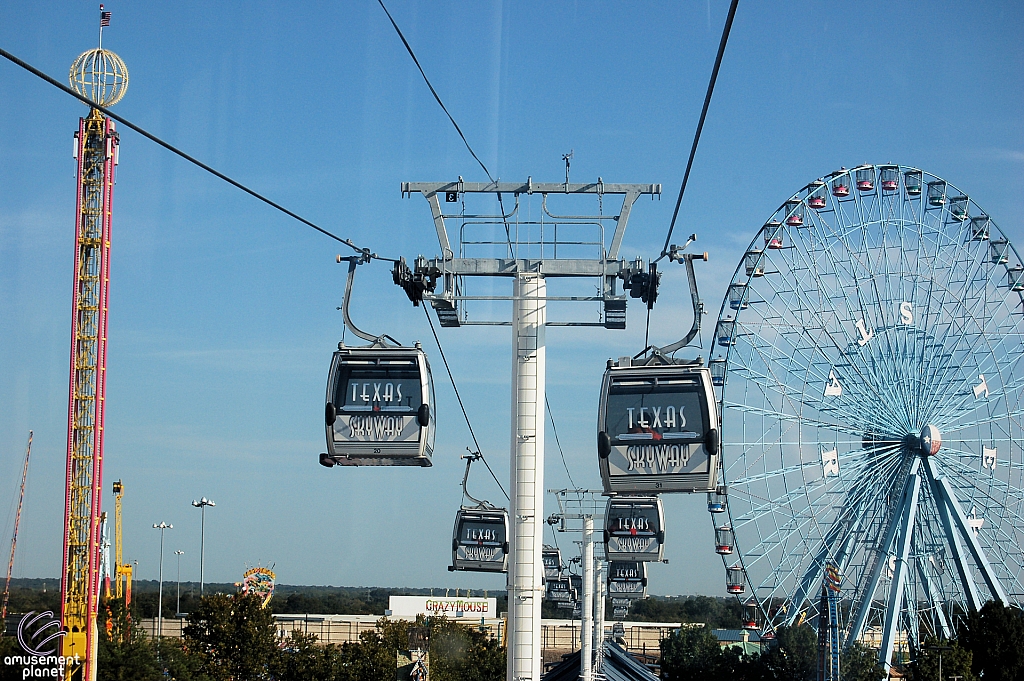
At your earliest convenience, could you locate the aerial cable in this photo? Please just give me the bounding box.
[544,395,578,493]
[0,47,381,259]
[376,0,516,258]
[657,0,739,262]
[422,306,509,501]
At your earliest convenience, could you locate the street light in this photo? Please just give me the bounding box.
[191,497,215,596]
[174,550,185,616]
[152,522,173,637]
[923,643,952,681]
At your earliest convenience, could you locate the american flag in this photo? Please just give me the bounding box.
[100,8,111,27]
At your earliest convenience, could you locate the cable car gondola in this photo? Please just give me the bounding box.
[322,256,435,468]
[546,575,573,604]
[542,546,562,581]
[604,496,665,562]
[450,453,509,573]
[607,561,647,599]
[598,243,721,494]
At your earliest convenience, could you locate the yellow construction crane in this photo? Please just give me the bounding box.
[112,480,132,605]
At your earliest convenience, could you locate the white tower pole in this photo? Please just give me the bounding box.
[581,517,595,681]
[508,272,546,681]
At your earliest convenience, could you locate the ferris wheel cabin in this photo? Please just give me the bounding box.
[726,564,746,594]
[879,165,899,192]
[707,486,727,513]
[450,508,509,573]
[831,171,851,197]
[597,360,721,494]
[855,166,875,192]
[806,181,827,209]
[763,220,784,249]
[715,525,734,555]
[604,496,666,562]
[784,200,804,227]
[607,561,648,599]
[322,345,434,467]
[971,215,991,241]
[904,170,923,196]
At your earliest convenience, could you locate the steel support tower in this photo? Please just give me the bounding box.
[398,179,658,681]
[61,108,119,681]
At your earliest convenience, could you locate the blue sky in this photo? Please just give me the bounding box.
[0,1,1021,597]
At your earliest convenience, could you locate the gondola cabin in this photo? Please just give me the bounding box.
[763,220,784,249]
[546,575,574,605]
[542,546,562,580]
[855,166,875,192]
[710,358,726,387]
[729,283,749,311]
[726,564,746,594]
[831,172,850,198]
[707,486,727,513]
[879,166,899,192]
[1008,265,1024,292]
[717,318,736,347]
[607,562,648,599]
[604,496,665,562]
[742,600,759,630]
[949,195,969,221]
[744,250,765,277]
[990,238,1010,265]
[323,345,434,467]
[715,525,734,555]
[927,180,947,207]
[783,200,803,227]
[598,359,720,494]
[904,170,923,196]
[451,508,509,572]
[970,215,990,241]
[806,182,827,210]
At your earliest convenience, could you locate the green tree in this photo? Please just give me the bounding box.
[427,618,505,681]
[839,641,885,681]
[960,601,1024,681]
[182,593,279,681]
[96,598,162,681]
[760,625,816,681]
[272,630,346,681]
[659,625,723,681]
[907,637,976,681]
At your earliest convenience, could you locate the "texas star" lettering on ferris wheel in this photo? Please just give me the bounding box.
[854,302,916,347]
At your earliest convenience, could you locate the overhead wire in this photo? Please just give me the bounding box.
[422,306,509,501]
[0,47,384,260]
[376,0,516,258]
[544,395,578,492]
[657,0,740,262]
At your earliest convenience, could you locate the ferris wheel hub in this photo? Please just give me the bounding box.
[919,424,941,456]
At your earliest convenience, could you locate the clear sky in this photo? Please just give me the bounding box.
[0,1,1021,597]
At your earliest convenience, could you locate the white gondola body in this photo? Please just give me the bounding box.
[604,496,666,562]
[542,546,562,581]
[598,364,720,493]
[607,561,648,599]
[451,508,509,573]
[324,346,434,466]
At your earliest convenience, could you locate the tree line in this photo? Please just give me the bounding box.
[659,601,1024,681]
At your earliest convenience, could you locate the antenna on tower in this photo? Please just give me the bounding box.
[562,150,574,185]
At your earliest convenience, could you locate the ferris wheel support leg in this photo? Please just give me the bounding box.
[916,560,952,639]
[925,459,1009,607]
[879,459,922,672]
[927,462,982,612]
[508,272,546,681]
[788,505,866,630]
[849,467,916,644]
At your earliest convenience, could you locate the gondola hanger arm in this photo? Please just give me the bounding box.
[635,235,707,362]
[461,450,495,510]
[337,255,401,347]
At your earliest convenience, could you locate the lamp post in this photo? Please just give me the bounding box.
[174,550,184,615]
[152,522,172,637]
[923,643,952,681]
[191,497,215,596]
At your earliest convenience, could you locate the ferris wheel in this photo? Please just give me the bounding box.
[710,164,1024,663]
